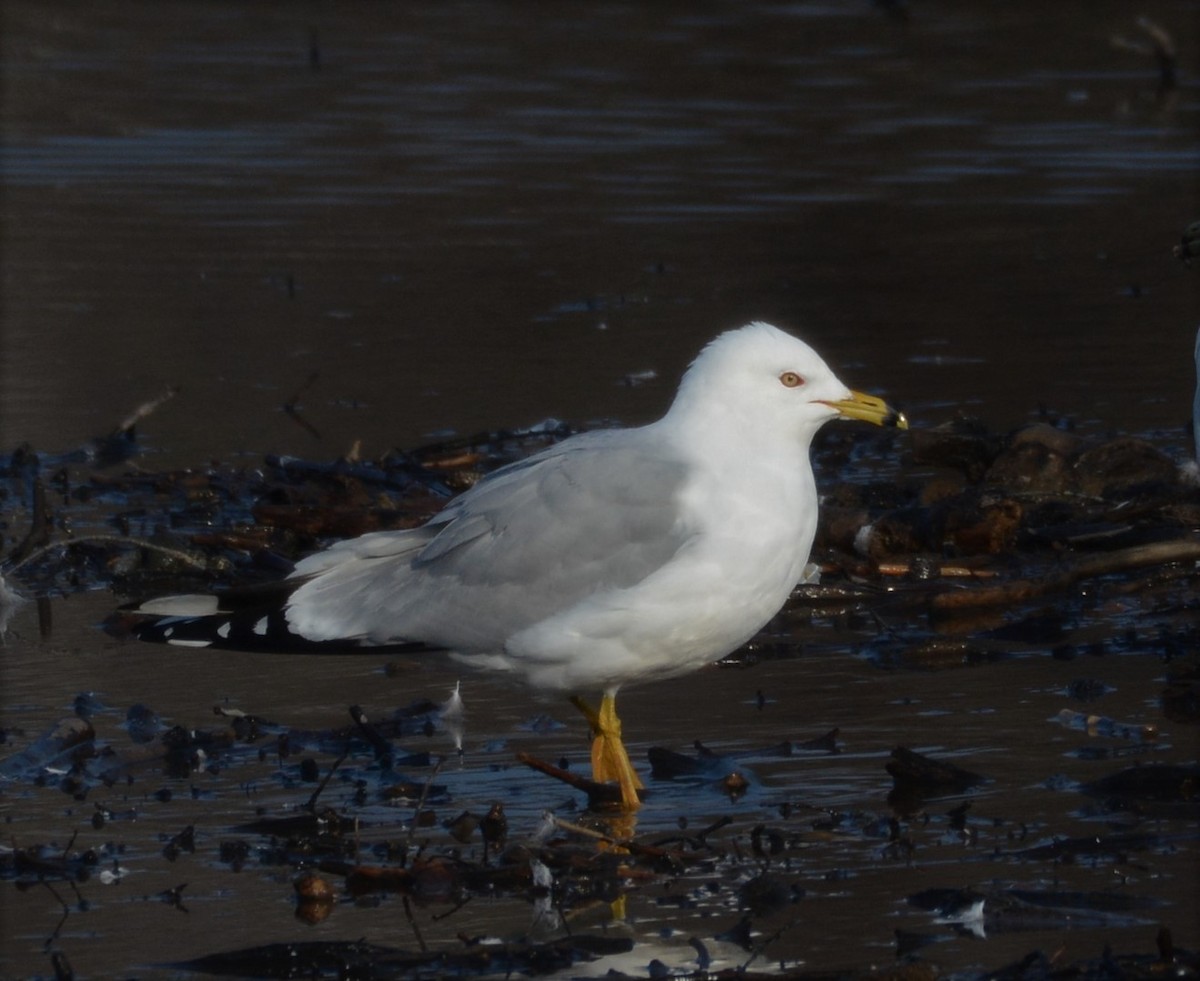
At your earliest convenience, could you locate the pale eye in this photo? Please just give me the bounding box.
[779,371,805,388]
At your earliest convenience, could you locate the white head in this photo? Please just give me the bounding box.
[666,322,905,446]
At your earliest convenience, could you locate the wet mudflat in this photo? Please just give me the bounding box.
[2,1,1199,978]
[3,420,1198,979]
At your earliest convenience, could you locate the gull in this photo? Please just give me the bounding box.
[131,322,907,808]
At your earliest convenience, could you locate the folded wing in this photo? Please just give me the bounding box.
[286,430,696,651]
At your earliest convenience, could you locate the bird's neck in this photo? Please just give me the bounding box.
[659,398,819,470]
[650,408,819,542]
[659,408,821,600]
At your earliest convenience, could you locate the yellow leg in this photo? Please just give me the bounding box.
[569,691,644,809]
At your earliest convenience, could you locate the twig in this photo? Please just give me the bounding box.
[740,913,804,973]
[3,535,208,576]
[283,372,322,439]
[402,894,428,953]
[550,815,681,862]
[649,814,733,851]
[876,560,998,579]
[40,880,70,952]
[304,745,350,812]
[550,815,619,844]
[516,751,621,804]
[431,895,472,921]
[403,756,445,853]
[930,536,1200,614]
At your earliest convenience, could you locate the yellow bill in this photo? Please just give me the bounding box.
[820,390,908,429]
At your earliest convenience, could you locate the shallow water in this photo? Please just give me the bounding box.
[2,1,1199,978]
[3,585,1197,978]
[2,1,1197,465]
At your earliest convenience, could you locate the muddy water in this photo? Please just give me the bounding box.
[3,1,1197,464]
[2,1,1199,978]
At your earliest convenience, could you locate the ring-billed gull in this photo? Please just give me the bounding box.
[132,322,907,808]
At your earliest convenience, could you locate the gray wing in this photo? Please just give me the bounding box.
[285,429,695,649]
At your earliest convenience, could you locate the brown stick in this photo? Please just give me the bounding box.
[876,561,999,579]
[515,751,621,803]
[5,534,208,574]
[549,816,683,863]
[930,536,1200,613]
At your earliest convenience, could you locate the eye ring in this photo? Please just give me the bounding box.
[779,371,805,388]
